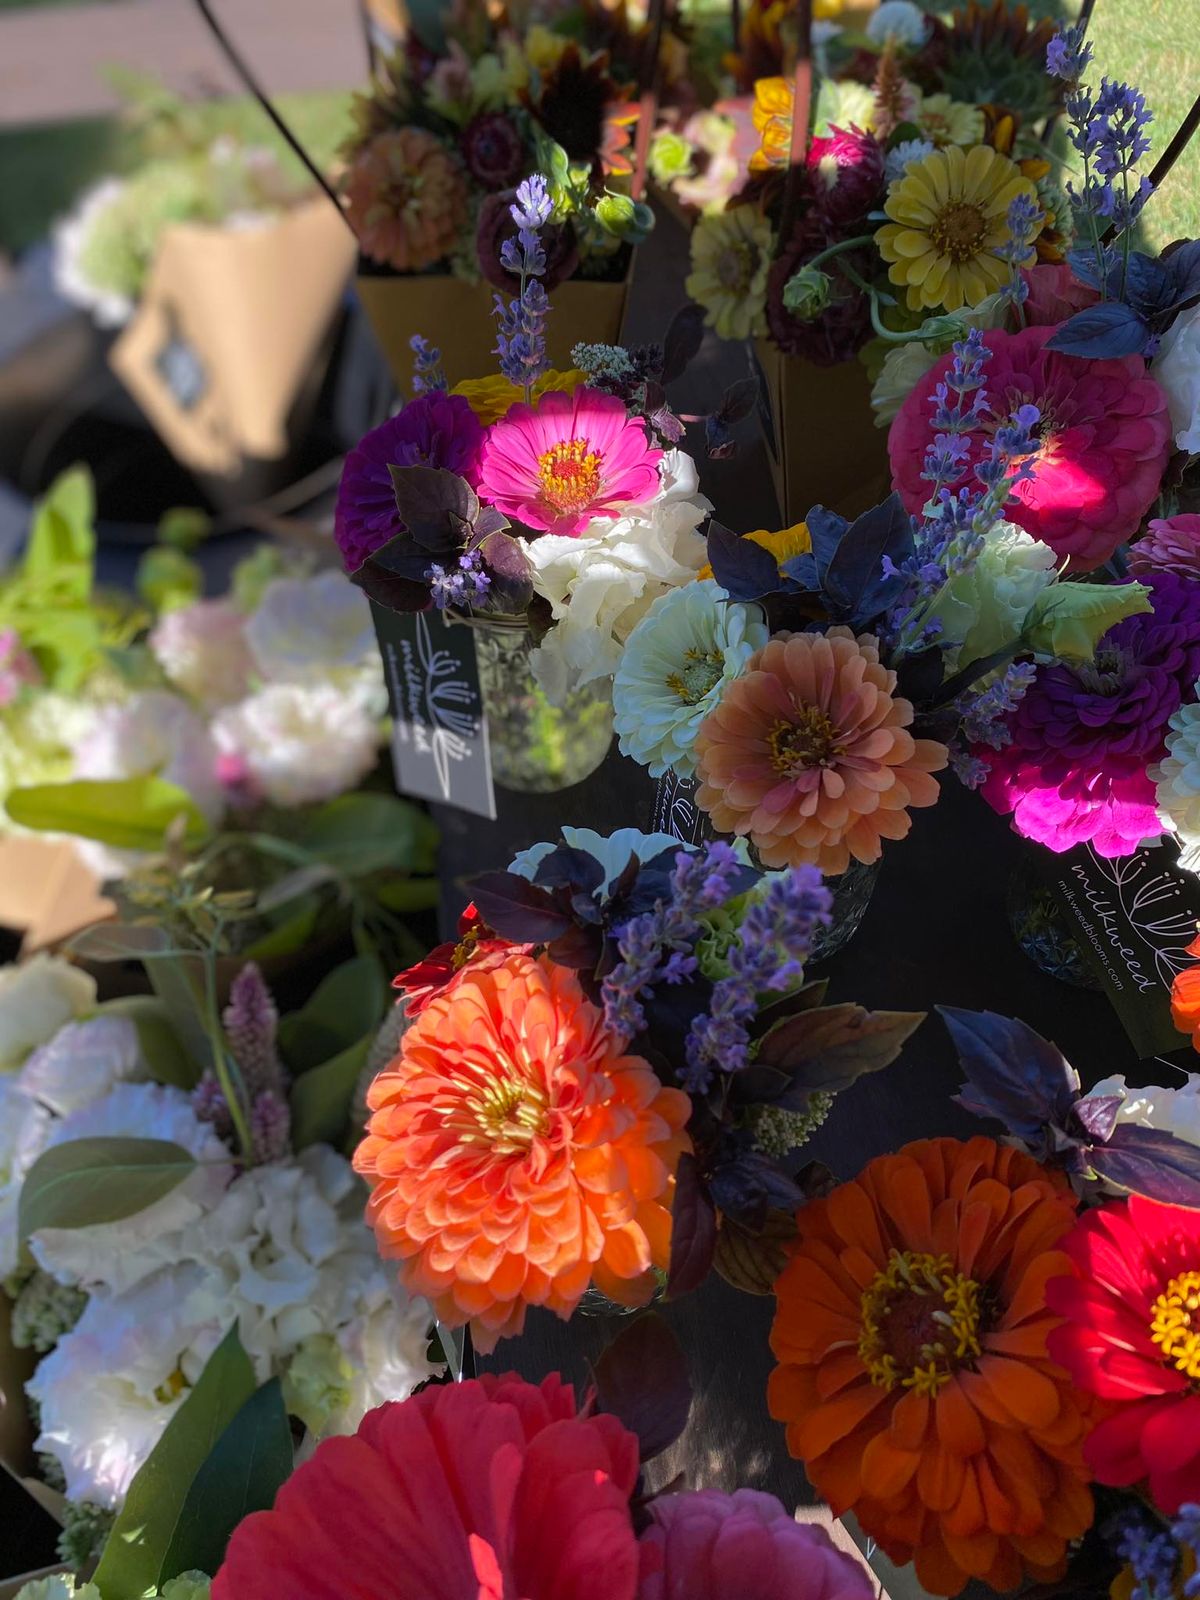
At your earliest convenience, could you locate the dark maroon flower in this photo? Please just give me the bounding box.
[461,111,526,188]
[333,393,485,573]
[806,124,885,231]
[475,191,580,295]
[766,221,873,366]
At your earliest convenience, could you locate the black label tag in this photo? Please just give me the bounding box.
[651,771,713,845]
[371,603,497,819]
[1040,842,1200,1060]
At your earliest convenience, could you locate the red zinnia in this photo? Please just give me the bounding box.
[212,1373,642,1600]
[1047,1194,1200,1513]
[391,904,517,1016]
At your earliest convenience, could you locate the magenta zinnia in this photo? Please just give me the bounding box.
[477,389,663,536]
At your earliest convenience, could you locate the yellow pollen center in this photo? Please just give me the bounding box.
[451,925,484,971]
[767,708,841,774]
[446,1072,550,1155]
[1150,1270,1200,1381]
[666,648,724,706]
[537,437,604,515]
[859,1250,984,1397]
[928,200,989,263]
[155,1366,188,1404]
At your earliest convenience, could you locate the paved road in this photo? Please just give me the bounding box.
[0,0,368,128]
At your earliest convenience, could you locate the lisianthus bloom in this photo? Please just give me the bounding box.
[149,600,253,710]
[212,684,380,810]
[890,326,1173,569]
[1132,517,1200,582]
[0,954,95,1072]
[769,1135,1095,1597]
[980,574,1200,856]
[390,903,519,1015]
[213,1374,642,1600]
[878,145,1040,312]
[342,127,467,272]
[1047,1195,1200,1513]
[685,207,774,341]
[1084,1071,1200,1149]
[476,389,663,538]
[637,1489,876,1600]
[1171,934,1200,1048]
[613,579,769,780]
[452,369,585,427]
[334,393,485,572]
[694,629,947,875]
[1153,300,1200,456]
[1156,699,1200,870]
[354,952,691,1350]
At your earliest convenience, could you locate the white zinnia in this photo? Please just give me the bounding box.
[1155,692,1200,870]
[867,0,930,47]
[1084,1073,1200,1147]
[52,177,134,328]
[150,599,255,709]
[211,683,380,808]
[528,449,711,704]
[18,1014,146,1116]
[510,827,683,893]
[613,579,768,779]
[0,954,96,1071]
[72,689,224,825]
[31,1082,233,1294]
[1153,301,1200,457]
[246,571,379,694]
[0,1078,52,1278]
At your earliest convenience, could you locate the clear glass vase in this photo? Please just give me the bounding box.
[1006,852,1102,989]
[471,621,613,795]
[810,857,881,962]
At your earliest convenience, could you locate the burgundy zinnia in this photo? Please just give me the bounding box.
[889,324,1172,570]
[806,124,885,230]
[461,111,526,189]
[766,221,874,366]
[980,573,1200,856]
[333,392,485,573]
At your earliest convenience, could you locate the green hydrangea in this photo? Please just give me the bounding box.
[13,1579,100,1600]
[281,1333,353,1435]
[56,1501,115,1570]
[11,1271,88,1354]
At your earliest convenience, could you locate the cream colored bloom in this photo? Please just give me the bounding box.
[915,93,986,148]
[212,683,380,808]
[0,954,96,1072]
[686,209,773,340]
[1155,692,1200,869]
[150,599,254,709]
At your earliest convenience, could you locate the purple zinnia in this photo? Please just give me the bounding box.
[462,111,526,188]
[981,573,1200,857]
[333,392,485,573]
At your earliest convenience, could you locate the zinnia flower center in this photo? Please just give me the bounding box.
[667,649,724,706]
[768,709,842,773]
[858,1250,984,1396]
[928,201,988,263]
[1150,1269,1200,1381]
[1074,645,1129,695]
[716,242,756,291]
[450,1072,550,1155]
[451,925,484,970]
[537,438,604,514]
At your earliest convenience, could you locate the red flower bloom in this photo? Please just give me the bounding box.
[391,904,519,1016]
[212,1373,642,1600]
[889,325,1172,571]
[1047,1194,1200,1513]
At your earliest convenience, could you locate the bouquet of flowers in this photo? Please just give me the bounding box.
[0,946,436,1582]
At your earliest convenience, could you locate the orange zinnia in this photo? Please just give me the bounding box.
[1170,931,1200,1048]
[694,628,947,875]
[768,1136,1096,1598]
[354,952,691,1353]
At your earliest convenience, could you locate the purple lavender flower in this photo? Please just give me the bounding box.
[1046,23,1093,83]
[410,335,447,396]
[1107,1508,1182,1600]
[491,175,555,396]
[427,548,493,611]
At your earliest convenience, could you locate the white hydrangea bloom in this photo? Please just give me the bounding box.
[18,1014,146,1116]
[52,177,135,328]
[72,689,224,825]
[150,599,255,709]
[1155,693,1200,870]
[31,1082,233,1294]
[1153,301,1200,457]
[510,827,682,894]
[867,0,930,47]
[0,1077,52,1278]
[0,955,96,1071]
[613,579,768,779]
[528,449,710,704]
[1085,1073,1200,1147]
[245,571,379,695]
[211,683,380,808]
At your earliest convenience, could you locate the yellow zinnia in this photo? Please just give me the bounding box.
[452,370,586,427]
[699,522,812,579]
[685,209,773,341]
[877,143,1042,313]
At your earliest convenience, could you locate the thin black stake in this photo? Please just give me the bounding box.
[777,0,813,253]
[356,0,379,77]
[730,0,741,53]
[191,0,359,240]
[1148,87,1200,196]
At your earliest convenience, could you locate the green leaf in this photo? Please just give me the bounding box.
[23,466,96,597]
[97,996,199,1091]
[19,1137,197,1243]
[68,922,176,962]
[1022,580,1153,662]
[294,792,439,878]
[373,875,441,913]
[136,546,203,613]
[160,1377,292,1582]
[244,896,322,960]
[5,777,211,850]
[145,954,216,1076]
[289,1034,371,1149]
[94,1327,256,1600]
[278,956,386,1075]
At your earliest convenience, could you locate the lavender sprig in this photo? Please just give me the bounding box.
[949,660,1038,787]
[427,548,492,610]
[995,193,1044,323]
[493,174,553,401]
[410,335,447,396]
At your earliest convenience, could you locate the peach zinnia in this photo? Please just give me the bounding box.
[354,952,691,1352]
[768,1136,1097,1598]
[694,628,947,875]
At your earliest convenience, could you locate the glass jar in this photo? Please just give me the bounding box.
[1006,851,1102,989]
[470,619,613,795]
[810,857,881,962]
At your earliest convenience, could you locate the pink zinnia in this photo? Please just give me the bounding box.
[1020,262,1099,328]
[889,324,1172,571]
[213,1374,642,1600]
[477,389,663,537]
[1130,515,1200,581]
[637,1490,876,1600]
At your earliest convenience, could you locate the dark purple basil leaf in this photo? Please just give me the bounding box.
[349,560,431,613]
[592,1312,692,1461]
[796,1160,837,1199]
[465,871,572,943]
[1065,246,1115,291]
[667,1153,718,1297]
[823,494,914,625]
[1088,1124,1200,1208]
[661,302,707,386]
[388,466,480,551]
[705,520,783,601]
[895,645,945,707]
[728,1065,793,1103]
[471,506,511,544]
[1157,238,1200,313]
[705,415,736,458]
[477,530,533,613]
[797,504,849,587]
[1072,1094,1124,1143]
[710,1150,803,1221]
[1045,302,1151,359]
[533,845,606,896]
[547,921,605,972]
[1124,251,1175,318]
[716,377,759,426]
[360,531,438,581]
[757,1004,924,1094]
[940,1006,1080,1140]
